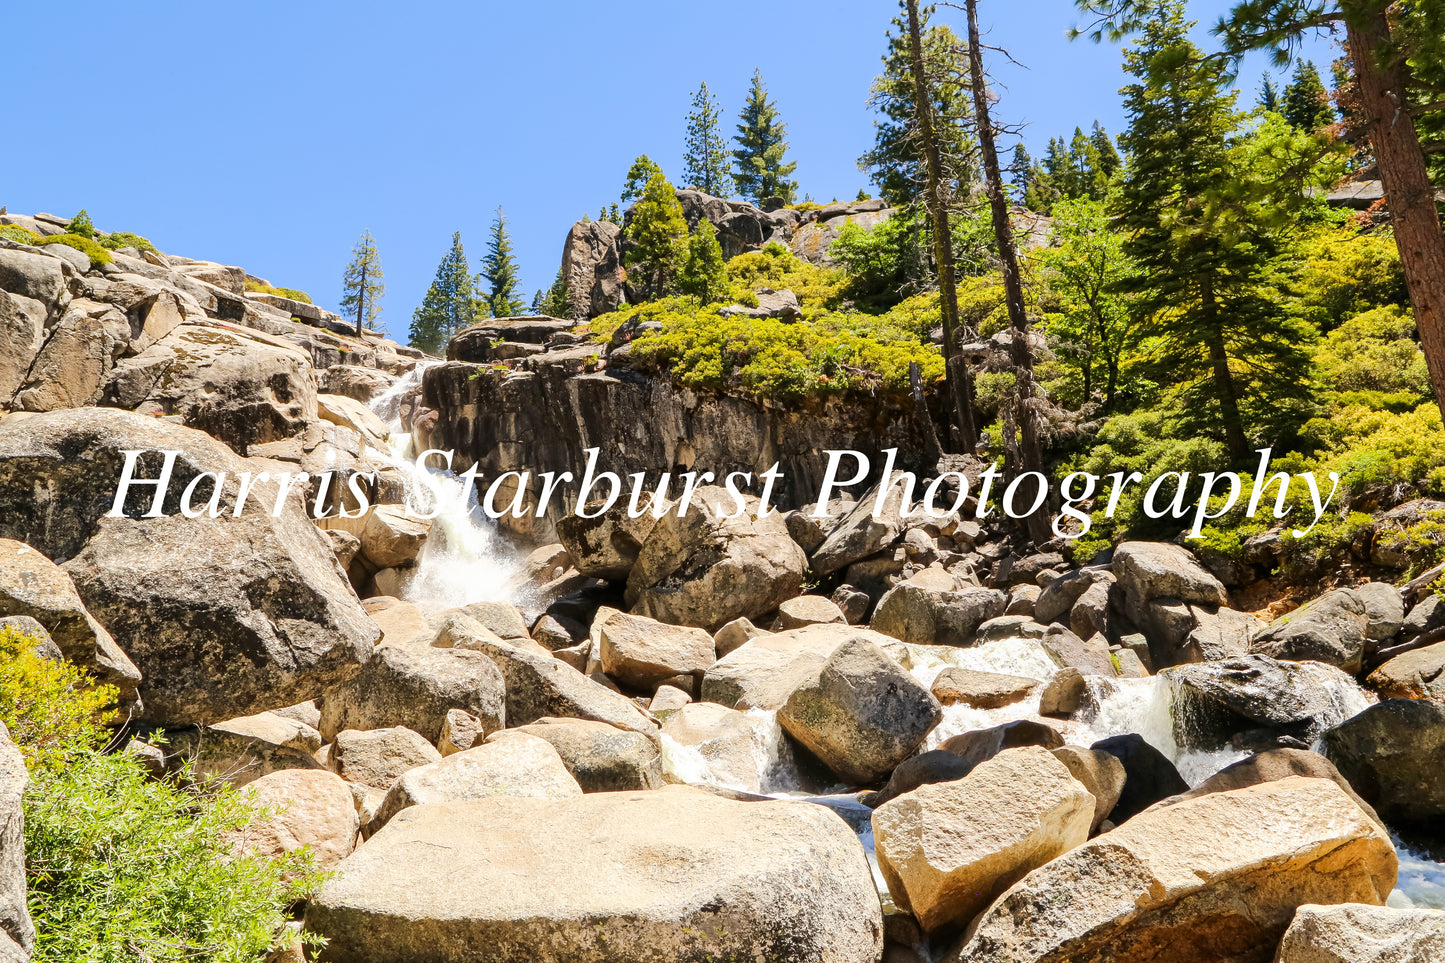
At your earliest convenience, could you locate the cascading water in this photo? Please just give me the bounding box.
[365,363,530,613]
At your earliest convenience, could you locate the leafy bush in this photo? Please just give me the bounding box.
[724,242,844,313]
[243,280,312,304]
[1291,227,1408,332]
[829,217,918,308]
[0,627,114,773]
[1314,305,1429,399]
[32,233,112,266]
[0,225,41,246]
[65,209,96,240]
[0,629,325,963]
[97,231,156,254]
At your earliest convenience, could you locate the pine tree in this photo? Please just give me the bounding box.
[621,156,663,204]
[678,219,729,304]
[1089,121,1122,181]
[339,229,384,338]
[859,4,974,207]
[731,70,799,204]
[624,171,689,301]
[1009,144,1035,204]
[1113,3,1312,459]
[538,269,573,319]
[409,232,477,354]
[480,207,525,318]
[1280,59,1336,131]
[1259,73,1280,112]
[683,82,730,197]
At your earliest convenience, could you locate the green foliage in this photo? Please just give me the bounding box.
[479,208,525,318]
[724,242,845,312]
[410,231,477,353]
[1020,122,1120,212]
[1280,59,1335,132]
[97,231,156,253]
[624,172,691,301]
[0,225,40,245]
[683,82,730,197]
[859,5,974,206]
[1035,196,1139,411]
[244,280,312,304]
[65,209,95,240]
[340,229,384,333]
[1314,306,1430,400]
[538,268,574,319]
[1303,402,1445,501]
[32,234,112,266]
[732,69,798,204]
[0,627,114,774]
[26,751,325,963]
[1290,227,1408,332]
[829,216,920,308]
[678,220,730,305]
[621,155,663,204]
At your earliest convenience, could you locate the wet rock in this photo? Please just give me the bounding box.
[1166,654,1363,751]
[1038,667,1085,717]
[1251,588,1369,672]
[951,777,1397,963]
[873,747,1095,932]
[513,717,664,792]
[317,644,506,745]
[660,703,777,793]
[871,569,1007,646]
[777,638,941,785]
[1090,733,1188,824]
[1324,699,1445,847]
[368,731,582,833]
[929,668,1039,709]
[1275,903,1445,963]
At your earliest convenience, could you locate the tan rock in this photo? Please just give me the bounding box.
[660,702,775,793]
[233,769,358,873]
[359,596,431,648]
[437,709,482,756]
[873,747,1096,932]
[306,789,884,963]
[1275,903,1445,963]
[328,727,442,791]
[1050,746,1126,831]
[930,668,1039,709]
[776,595,847,629]
[952,777,1398,963]
[595,609,715,691]
[316,393,390,451]
[713,616,767,657]
[702,622,902,710]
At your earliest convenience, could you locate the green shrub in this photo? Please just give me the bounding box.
[1314,305,1429,400]
[0,627,114,773]
[0,631,327,963]
[97,231,156,254]
[0,225,41,246]
[244,280,312,304]
[65,209,96,240]
[724,243,845,313]
[32,234,112,266]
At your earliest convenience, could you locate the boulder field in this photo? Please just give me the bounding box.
[1,214,1443,962]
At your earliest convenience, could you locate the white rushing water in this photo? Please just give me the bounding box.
[365,363,529,612]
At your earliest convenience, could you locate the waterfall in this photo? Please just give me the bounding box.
[364,363,529,613]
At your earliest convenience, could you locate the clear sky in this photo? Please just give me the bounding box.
[2,1,1334,340]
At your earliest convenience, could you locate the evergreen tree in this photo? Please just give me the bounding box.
[339,229,384,338]
[538,269,573,319]
[624,171,689,300]
[1113,3,1312,459]
[1009,144,1035,204]
[1066,126,1099,197]
[1089,121,1122,181]
[480,207,525,318]
[1259,73,1280,112]
[1280,59,1336,131]
[683,82,730,197]
[409,232,477,354]
[678,219,729,304]
[859,4,974,206]
[621,155,663,204]
[731,70,798,203]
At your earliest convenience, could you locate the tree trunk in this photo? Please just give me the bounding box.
[963,0,1052,546]
[1345,2,1445,426]
[1201,276,1249,460]
[356,261,367,340]
[905,0,977,454]
[910,361,944,463]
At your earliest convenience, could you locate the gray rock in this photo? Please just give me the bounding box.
[1324,699,1445,847]
[1167,655,1362,751]
[1251,588,1369,672]
[778,638,941,785]
[555,501,659,581]
[0,725,33,958]
[810,485,908,576]
[1275,903,1445,963]
[328,726,442,791]
[871,569,1006,646]
[930,668,1039,709]
[1355,581,1405,646]
[318,644,506,745]
[513,717,664,792]
[1089,733,1188,824]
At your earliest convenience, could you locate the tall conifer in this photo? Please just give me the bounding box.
[731,70,798,203]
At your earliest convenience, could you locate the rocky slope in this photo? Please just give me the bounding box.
[0,212,1442,962]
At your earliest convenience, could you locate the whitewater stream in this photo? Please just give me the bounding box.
[363,362,1445,911]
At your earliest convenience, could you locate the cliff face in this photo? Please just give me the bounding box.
[417,356,933,542]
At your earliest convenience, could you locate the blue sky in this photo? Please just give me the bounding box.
[2,1,1334,340]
